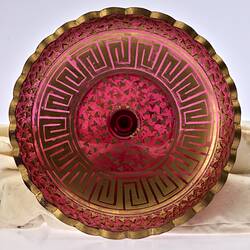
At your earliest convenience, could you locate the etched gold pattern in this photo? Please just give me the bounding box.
[9,7,241,239]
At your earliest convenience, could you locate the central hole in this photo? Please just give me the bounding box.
[116,115,132,131]
[109,109,138,138]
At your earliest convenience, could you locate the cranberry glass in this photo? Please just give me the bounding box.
[11,9,240,238]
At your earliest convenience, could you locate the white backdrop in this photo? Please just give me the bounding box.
[0,0,250,123]
[0,1,250,250]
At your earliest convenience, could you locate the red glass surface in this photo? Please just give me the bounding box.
[13,13,237,236]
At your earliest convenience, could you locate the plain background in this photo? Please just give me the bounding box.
[0,0,250,250]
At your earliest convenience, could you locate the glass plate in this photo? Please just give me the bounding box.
[9,7,241,239]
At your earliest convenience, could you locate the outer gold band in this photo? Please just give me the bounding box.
[8,7,241,239]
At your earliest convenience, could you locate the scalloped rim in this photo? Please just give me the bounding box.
[9,7,241,239]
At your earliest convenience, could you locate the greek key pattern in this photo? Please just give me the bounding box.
[34,31,215,210]
[14,13,236,233]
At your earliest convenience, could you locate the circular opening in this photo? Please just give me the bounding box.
[109,109,138,138]
[116,115,133,131]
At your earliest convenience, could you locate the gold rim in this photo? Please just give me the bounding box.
[9,7,241,239]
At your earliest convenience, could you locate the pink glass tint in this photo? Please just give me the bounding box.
[14,13,236,234]
[76,73,176,173]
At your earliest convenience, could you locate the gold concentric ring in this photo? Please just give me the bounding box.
[9,7,241,239]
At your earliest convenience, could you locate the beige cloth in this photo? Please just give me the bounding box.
[0,123,249,233]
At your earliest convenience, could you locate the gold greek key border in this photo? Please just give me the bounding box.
[9,7,241,239]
